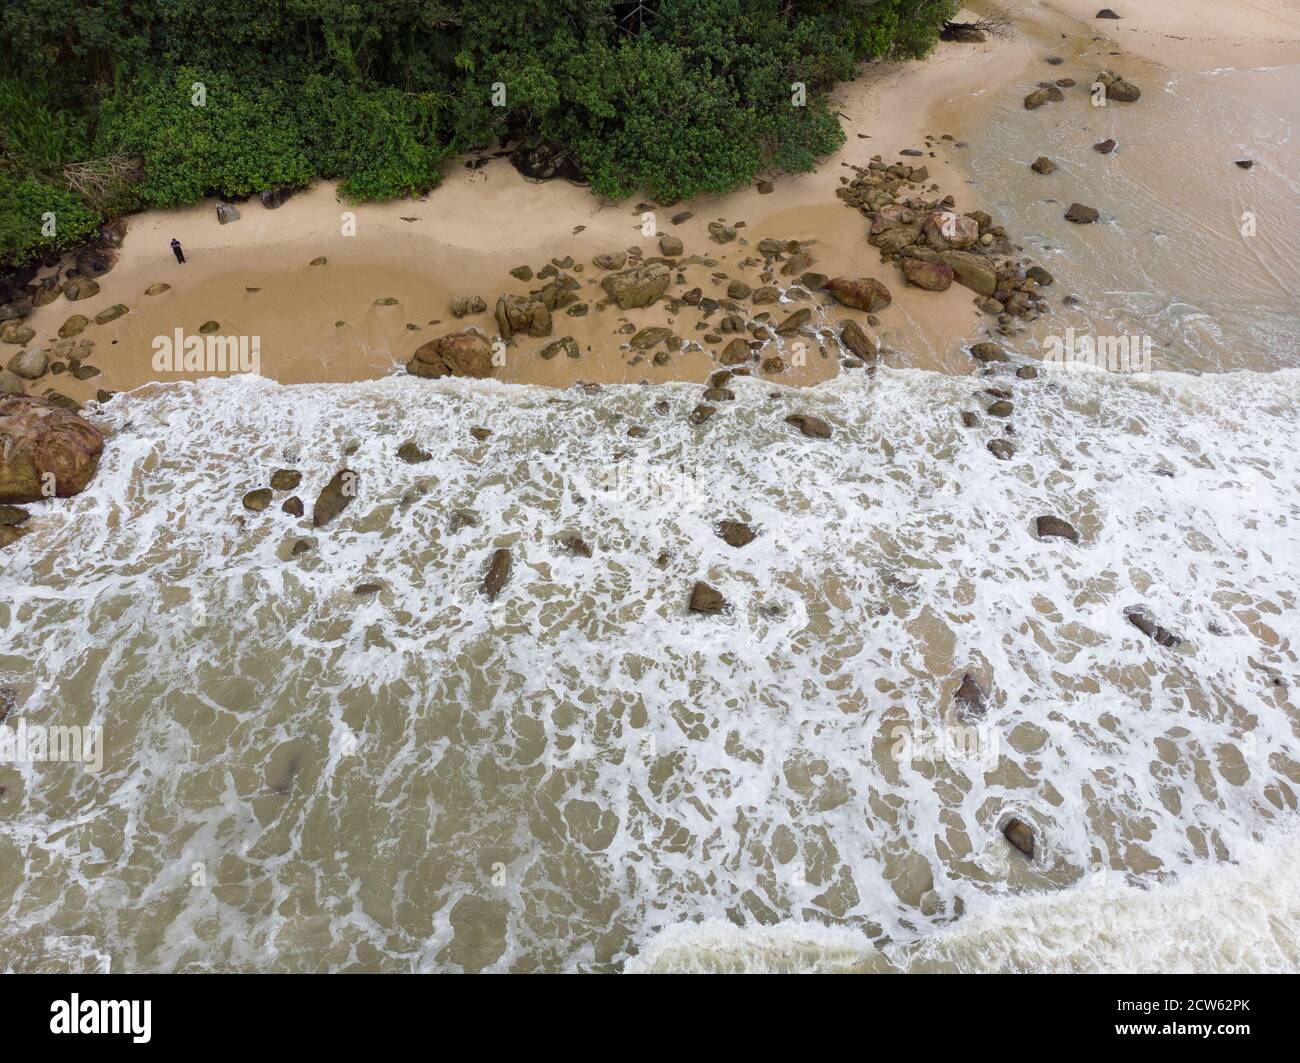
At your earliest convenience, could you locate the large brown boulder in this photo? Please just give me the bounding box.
[601,262,672,309]
[407,329,496,379]
[903,258,954,291]
[825,277,892,312]
[938,250,998,297]
[923,211,980,251]
[495,293,552,340]
[868,204,923,253]
[0,395,104,503]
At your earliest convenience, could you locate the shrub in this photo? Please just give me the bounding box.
[0,170,101,268]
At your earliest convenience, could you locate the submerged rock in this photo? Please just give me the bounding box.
[242,488,272,511]
[954,672,988,716]
[483,547,512,600]
[689,581,727,614]
[717,520,758,547]
[785,413,832,439]
[1035,514,1080,543]
[1124,605,1183,648]
[1003,818,1035,857]
[312,469,358,527]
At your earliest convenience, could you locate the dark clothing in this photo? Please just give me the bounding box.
[171,240,185,264]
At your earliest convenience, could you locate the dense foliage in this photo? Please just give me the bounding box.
[0,0,956,266]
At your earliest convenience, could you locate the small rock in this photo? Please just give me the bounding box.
[988,438,1016,460]
[1065,203,1100,224]
[954,672,988,716]
[1124,605,1182,647]
[1035,515,1080,543]
[398,441,431,463]
[970,342,1009,364]
[313,469,358,527]
[1003,818,1034,857]
[689,581,727,615]
[281,496,304,517]
[270,469,301,491]
[1031,156,1056,175]
[483,547,512,601]
[785,413,832,439]
[94,304,128,325]
[1094,139,1117,154]
[559,533,592,558]
[717,520,757,547]
[242,488,273,511]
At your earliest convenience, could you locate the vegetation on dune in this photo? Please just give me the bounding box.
[0,0,956,267]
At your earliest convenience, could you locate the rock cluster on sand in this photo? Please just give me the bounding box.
[839,157,1053,330]
[0,395,104,503]
[1095,70,1140,102]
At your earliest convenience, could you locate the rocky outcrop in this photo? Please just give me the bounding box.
[601,262,671,310]
[0,395,104,503]
[495,294,552,340]
[406,329,496,379]
[868,205,923,254]
[923,211,979,251]
[938,250,999,297]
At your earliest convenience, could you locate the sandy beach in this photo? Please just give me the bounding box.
[12,7,1039,401]
[9,1,1300,407]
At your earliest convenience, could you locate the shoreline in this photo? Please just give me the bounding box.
[8,0,1300,406]
[9,8,1038,403]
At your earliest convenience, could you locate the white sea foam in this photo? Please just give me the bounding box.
[1,363,1297,971]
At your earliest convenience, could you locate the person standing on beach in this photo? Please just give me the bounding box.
[171,238,185,264]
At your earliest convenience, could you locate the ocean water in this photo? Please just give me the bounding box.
[2,359,1297,972]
